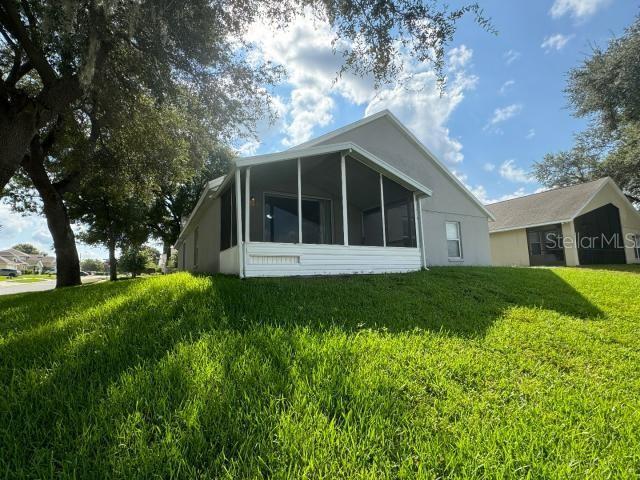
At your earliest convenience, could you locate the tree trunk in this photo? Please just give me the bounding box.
[22,138,81,288]
[0,110,40,190]
[108,241,117,281]
[163,242,172,273]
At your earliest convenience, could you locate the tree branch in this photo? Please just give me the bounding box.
[0,0,57,85]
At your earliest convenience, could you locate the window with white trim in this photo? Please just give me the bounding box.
[446,221,462,259]
[635,234,640,260]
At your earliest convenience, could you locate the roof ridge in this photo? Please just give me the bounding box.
[486,177,609,207]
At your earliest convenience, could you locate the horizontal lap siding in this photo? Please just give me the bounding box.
[244,243,421,277]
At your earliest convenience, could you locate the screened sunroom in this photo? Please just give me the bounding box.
[211,142,431,277]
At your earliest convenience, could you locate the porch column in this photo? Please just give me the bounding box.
[341,152,349,245]
[414,193,426,267]
[297,157,302,243]
[380,174,386,247]
[234,168,244,277]
[244,167,251,243]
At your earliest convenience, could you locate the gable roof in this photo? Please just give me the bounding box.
[485,177,637,233]
[290,109,495,221]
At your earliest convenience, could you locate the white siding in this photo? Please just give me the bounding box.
[244,242,421,277]
[220,246,240,275]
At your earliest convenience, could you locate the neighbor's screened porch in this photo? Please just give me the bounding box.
[218,148,426,276]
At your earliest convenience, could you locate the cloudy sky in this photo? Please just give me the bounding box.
[1,0,636,258]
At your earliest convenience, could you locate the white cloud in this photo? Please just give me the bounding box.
[498,80,515,95]
[451,175,528,205]
[550,0,612,19]
[483,162,496,172]
[484,104,523,133]
[526,128,536,139]
[365,61,477,164]
[541,33,575,52]
[503,49,521,65]
[499,159,535,183]
[246,10,478,164]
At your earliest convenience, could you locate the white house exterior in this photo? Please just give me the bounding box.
[176,110,493,277]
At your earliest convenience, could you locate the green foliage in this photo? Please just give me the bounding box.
[118,247,148,277]
[80,259,105,273]
[1,267,639,477]
[535,16,640,203]
[11,243,40,255]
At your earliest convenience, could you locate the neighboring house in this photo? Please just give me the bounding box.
[0,248,56,273]
[175,110,493,277]
[0,255,17,270]
[487,177,640,267]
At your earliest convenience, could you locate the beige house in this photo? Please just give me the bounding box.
[0,248,56,273]
[487,178,640,267]
[0,255,18,270]
[176,110,494,277]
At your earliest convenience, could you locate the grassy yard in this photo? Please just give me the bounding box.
[0,274,55,283]
[0,267,639,478]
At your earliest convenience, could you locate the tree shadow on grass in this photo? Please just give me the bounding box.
[0,269,611,477]
[213,267,604,338]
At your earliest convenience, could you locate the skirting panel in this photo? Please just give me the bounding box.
[243,242,421,277]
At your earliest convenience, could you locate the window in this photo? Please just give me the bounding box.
[264,194,298,243]
[635,234,640,260]
[193,227,199,267]
[446,221,462,259]
[182,245,186,269]
[527,231,542,256]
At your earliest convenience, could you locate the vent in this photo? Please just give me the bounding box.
[248,255,300,265]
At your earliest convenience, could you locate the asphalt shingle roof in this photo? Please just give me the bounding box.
[486,177,610,232]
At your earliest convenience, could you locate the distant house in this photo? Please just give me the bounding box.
[0,248,56,273]
[0,255,17,270]
[487,178,640,267]
[175,110,493,277]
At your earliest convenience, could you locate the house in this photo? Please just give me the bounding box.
[0,248,56,273]
[175,110,493,277]
[487,177,640,267]
[0,255,17,270]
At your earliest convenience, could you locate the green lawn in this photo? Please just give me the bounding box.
[1,267,639,478]
[0,274,55,283]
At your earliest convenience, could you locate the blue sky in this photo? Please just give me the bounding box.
[0,0,636,259]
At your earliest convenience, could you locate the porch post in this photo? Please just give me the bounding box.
[341,152,349,245]
[415,194,426,267]
[380,174,386,247]
[235,168,244,277]
[245,166,251,243]
[297,157,302,243]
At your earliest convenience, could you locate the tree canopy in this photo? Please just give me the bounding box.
[533,15,640,204]
[12,242,39,254]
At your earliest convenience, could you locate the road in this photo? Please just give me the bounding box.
[0,276,105,296]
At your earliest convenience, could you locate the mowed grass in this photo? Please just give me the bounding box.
[0,274,55,283]
[0,268,639,478]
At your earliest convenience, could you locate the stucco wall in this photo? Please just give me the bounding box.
[578,182,640,264]
[178,197,221,273]
[315,116,492,265]
[489,229,530,266]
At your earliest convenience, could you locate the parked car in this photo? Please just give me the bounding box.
[79,271,89,277]
[0,268,21,277]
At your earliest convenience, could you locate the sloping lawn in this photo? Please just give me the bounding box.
[1,267,639,478]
